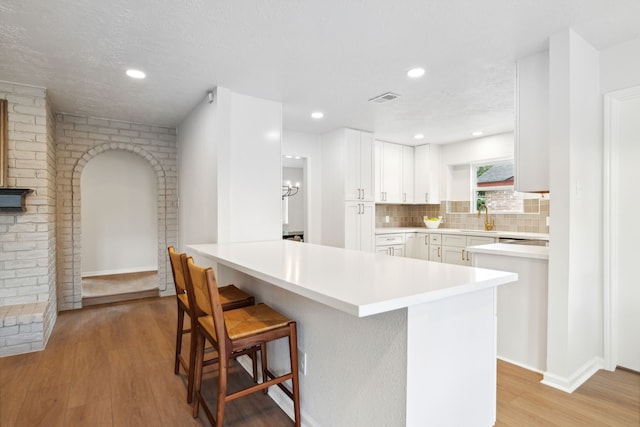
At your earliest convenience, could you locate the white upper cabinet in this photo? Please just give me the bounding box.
[414,144,441,204]
[515,50,549,193]
[345,129,374,201]
[376,141,415,203]
[402,146,414,203]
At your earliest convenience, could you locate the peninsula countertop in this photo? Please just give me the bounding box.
[467,243,549,260]
[187,240,517,317]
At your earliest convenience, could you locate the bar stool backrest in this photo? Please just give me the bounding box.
[185,257,228,347]
[168,246,187,295]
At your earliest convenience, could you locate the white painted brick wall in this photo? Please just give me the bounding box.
[0,81,57,357]
[56,114,178,311]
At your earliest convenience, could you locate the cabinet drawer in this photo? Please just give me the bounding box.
[428,233,442,244]
[375,233,405,245]
[466,236,496,246]
[441,234,467,248]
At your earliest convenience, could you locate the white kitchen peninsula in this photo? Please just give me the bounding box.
[468,243,549,373]
[187,240,517,427]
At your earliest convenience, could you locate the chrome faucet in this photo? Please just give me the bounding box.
[478,203,495,231]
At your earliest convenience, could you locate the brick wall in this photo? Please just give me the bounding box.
[0,81,56,356]
[55,114,178,311]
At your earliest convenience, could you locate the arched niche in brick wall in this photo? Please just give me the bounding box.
[58,142,171,309]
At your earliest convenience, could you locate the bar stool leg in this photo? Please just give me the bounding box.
[215,356,230,427]
[187,320,197,403]
[192,330,205,418]
[175,303,185,375]
[289,323,301,427]
[260,342,268,394]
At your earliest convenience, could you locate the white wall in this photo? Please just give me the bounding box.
[283,130,322,244]
[81,150,158,275]
[545,28,603,392]
[601,38,640,93]
[177,95,219,250]
[225,92,282,242]
[178,88,282,248]
[441,132,514,201]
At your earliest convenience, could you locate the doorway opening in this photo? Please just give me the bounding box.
[80,150,159,305]
[282,156,307,242]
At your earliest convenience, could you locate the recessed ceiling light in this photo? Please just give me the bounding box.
[407,68,425,78]
[471,131,483,137]
[311,111,324,119]
[126,69,146,79]
[414,133,425,140]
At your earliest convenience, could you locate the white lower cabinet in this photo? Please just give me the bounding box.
[441,234,496,266]
[375,233,405,257]
[374,231,496,264]
[404,233,417,258]
[414,234,430,260]
[345,202,374,252]
[429,245,442,262]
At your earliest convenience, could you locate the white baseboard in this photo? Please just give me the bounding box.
[541,357,604,393]
[497,356,545,374]
[82,266,158,277]
[236,355,318,427]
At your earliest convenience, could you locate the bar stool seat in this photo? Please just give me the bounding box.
[168,246,255,403]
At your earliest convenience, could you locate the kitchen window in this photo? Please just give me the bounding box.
[473,160,525,214]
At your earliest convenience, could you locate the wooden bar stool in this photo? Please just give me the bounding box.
[185,257,301,427]
[167,246,255,403]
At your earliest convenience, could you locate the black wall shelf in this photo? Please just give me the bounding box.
[0,188,33,212]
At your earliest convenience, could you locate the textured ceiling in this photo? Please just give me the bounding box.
[1,0,639,145]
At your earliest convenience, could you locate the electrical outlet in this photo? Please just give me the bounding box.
[385,215,390,223]
[299,349,307,375]
[546,216,550,227]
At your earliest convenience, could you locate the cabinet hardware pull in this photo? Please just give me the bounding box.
[403,193,406,202]
[461,249,465,261]
[425,193,428,202]
[425,236,428,245]
[438,247,441,257]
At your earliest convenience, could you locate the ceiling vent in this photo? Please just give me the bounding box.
[368,92,400,104]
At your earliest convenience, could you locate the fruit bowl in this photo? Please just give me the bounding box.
[423,216,442,229]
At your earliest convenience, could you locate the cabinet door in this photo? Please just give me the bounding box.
[442,246,469,266]
[390,245,405,257]
[374,139,384,202]
[429,245,442,262]
[414,144,441,203]
[359,132,375,201]
[376,246,391,255]
[344,202,360,250]
[404,233,416,259]
[359,202,375,252]
[402,145,414,203]
[344,129,361,200]
[382,142,403,203]
[415,234,430,260]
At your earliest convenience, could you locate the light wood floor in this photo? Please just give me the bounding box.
[0,296,638,427]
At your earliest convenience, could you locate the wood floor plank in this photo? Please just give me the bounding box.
[12,384,69,427]
[63,398,113,427]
